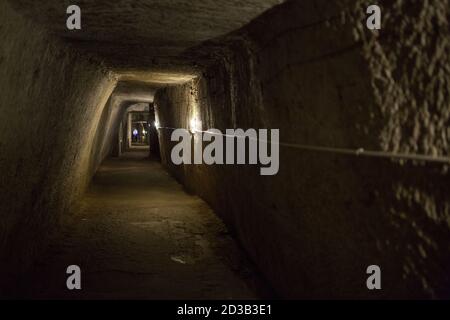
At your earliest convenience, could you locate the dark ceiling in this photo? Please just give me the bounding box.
[9,0,283,68]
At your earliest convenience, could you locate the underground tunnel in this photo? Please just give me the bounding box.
[0,0,450,301]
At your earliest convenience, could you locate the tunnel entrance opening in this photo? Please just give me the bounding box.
[118,103,151,155]
[130,112,150,149]
[116,102,160,159]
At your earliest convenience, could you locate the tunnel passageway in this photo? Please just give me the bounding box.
[2,0,450,299]
[24,152,267,299]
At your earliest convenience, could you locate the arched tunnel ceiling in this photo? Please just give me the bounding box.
[113,81,157,102]
[118,71,198,87]
[9,0,284,75]
[127,103,150,113]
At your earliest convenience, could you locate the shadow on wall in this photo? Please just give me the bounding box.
[154,0,450,299]
[0,0,122,294]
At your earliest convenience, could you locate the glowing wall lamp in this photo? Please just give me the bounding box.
[190,118,202,134]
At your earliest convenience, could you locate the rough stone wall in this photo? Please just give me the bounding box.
[155,0,450,298]
[0,0,117,291]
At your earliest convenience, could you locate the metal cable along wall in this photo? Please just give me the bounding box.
[155,126,450,165]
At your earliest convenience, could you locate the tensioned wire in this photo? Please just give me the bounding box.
[155,126,450,164]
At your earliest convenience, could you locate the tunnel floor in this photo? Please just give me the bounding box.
[24,152,269,299]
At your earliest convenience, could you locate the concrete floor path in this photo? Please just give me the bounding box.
[24,152,268,299]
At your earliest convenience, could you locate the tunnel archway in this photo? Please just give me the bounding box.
[1,0,450,300]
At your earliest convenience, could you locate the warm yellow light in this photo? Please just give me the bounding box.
[190,118,201,133]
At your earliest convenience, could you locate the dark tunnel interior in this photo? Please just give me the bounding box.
[0,0,450,300]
